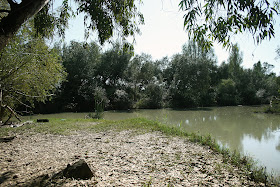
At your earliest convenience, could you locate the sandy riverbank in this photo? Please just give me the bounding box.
[0,130,264,186]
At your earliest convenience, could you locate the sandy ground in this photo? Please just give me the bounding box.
[0,130,263,186]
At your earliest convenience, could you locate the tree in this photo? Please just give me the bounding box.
[179,0,279,49]
[125,53,165,108]
[0,0,144,51]
[97,43,132,87]
[166,41,217,108]
[95,43,132,109]
[59,41,101,112]
[0,24,66,121]
[217,79,238,106]
[112,89,132,110]
[228,44,243,81]
[93,86,109,119]
[140,83,164,109]
[215,44,278,105]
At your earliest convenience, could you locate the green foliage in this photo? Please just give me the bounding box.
[59,41,101,111]
[141,83,164,109]
[166,41,217,108]
[216,44,278,106]
[265,97,280,113]
[0,0,144,53]
[34,0,144,45]
[44,41,133,112]
[228,44,243,79]
[97,43,132,86]
[34,40,280,113]
[217,79,238,106]
[96,43,133,109]
[34,0,74,39]
[113,89,132,110]
[0,23,66,120]
[0,0,9,20]
[126,54,165,109]
[179,0,278,49]
[93,87,109,119]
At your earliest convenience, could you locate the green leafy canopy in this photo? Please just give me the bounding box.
[179,0,279,50]
[34,0,144,46]
[0,22,66,119]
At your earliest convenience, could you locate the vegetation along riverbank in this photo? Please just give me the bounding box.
[1,118,279,186]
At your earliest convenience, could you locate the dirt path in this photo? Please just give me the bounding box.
[0,130,263,186]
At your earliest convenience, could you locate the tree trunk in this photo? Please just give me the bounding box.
[0,0,50,51]
[0,88,2,122]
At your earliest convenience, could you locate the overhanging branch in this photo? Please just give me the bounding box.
[0,0,50,50]
[0,10,11,13]
[7,0,18,10]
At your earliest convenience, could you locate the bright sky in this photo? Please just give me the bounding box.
[64,0,280,74]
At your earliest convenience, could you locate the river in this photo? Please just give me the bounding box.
[27,106,280,176]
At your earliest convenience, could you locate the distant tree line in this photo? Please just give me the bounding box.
[33,40,280,113]
[1,0,279,120]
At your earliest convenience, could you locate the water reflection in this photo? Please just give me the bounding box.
[242,130,280,174]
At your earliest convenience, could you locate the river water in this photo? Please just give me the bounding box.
[28,106,280,176]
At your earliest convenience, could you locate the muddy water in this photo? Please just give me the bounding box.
[27,106,280,176]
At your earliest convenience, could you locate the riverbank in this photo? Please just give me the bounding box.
[0,118,278,186]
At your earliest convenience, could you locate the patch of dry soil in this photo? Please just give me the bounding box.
[0,130,263,186]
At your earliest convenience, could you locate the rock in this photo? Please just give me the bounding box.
[60,159,94,180]
[0,136,15,142]
[24,160,94,186]
[36,119,49,123]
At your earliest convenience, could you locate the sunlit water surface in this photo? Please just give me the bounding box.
[27,106,280,176]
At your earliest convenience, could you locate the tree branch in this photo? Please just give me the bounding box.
[7,94,32,108]
[0,10,11,13]
[0,59,29,82]
[2,113,12,126]
[1,104,21,122]
[0,0,50,50]
[7,0,18,10]
[14,90,54,98]
[5,105,21,122]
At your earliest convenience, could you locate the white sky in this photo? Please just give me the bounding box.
[63,0,280,74]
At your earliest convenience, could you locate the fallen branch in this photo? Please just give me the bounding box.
[2,113,12,126]
[2,105,21,122]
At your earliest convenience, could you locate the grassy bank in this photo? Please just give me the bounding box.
[1,117,279,185]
